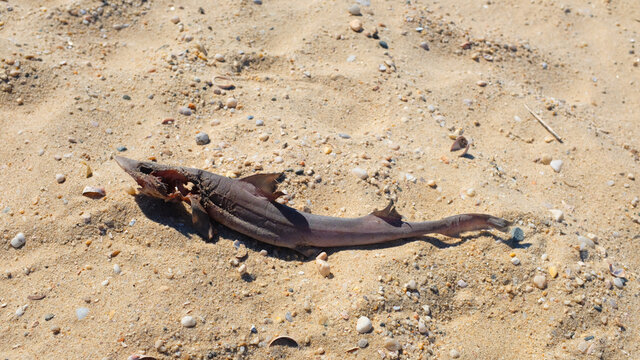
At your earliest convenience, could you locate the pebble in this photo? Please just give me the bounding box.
[181,315,196,328]
[226,98,238,108]
[55,174,66,183]
[51,325,61,335]
[358,338,369,348]
[44,314,55,321]
[10,233,26,248]
[378,64,387,72]
[466,188,476,197]
[195,132,210,145]
[274,156,284,164]
[511,257,521,265]
[540,154,552,165]
[352,167,368,180]
[549,209,564,222]
[628,173,635,180]
[510,227,524,242]
[316,259,331,277]
[76,307,89,320]
[113,264,121,275]
[406,279,417,290]
[349,19,363,32]
[613,278,624,289]
[348,4,361,15]
[316,252,328,261]
[214,53,225,62]
[346,55,356,62]
[550,159,563,172]
[476,80,487,87]
[533,275,547,289]
[258,133,270,141]
[427,179,437,188]
[255,119,264,126]
[285,311,293,322]
[116,145,127,152]
[178,106,192,116]
[450,349,461,359]
[420,42,430,51]
[384,338,401,352]
[577,341,589,354]
[418,320,428,334]
[457,280,468,288]
[578,235,594,250]
[379,41,389,49]
[356,316,372,333]
[82,186,106,199]
[238,264,247,275]
[548,266,558,278]
[170,16,180,24]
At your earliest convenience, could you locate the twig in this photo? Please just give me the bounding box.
[524,104,563,143]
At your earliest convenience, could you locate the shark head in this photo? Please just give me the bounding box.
[114,156,191,202]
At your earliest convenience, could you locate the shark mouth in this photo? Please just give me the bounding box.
[115,157,197,202]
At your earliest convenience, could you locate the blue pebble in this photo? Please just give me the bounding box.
[116,145,127,152]
[248,115,254,120]
[379,41,388,49]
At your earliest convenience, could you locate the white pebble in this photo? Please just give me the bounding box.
[406,279,417,290]
[55,174,66,183]
[101,279,110,286]
[466,188,476,197]
[511,257,521,265]
[450,349,461,359]
[10,233,26,249]
[348,4,361,15]
[533,275,547,289]
[181,315,196,328]
[457,280,468,288]
[316,259,331,277]
[549,209,564,222]
[578,235,595,250]
[356,316,373,333]
[238,264,247,275]
[613,278,624,289]
[418,320,428,334]
[550,159,563,172]
[226,97,238,108]
[352,167,368,180]
[76,307,89,320]
[113,264,122,275]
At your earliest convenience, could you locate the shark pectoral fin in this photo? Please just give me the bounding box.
[189,195,216,240]
[240,173,285,201]
[370,200,403,226]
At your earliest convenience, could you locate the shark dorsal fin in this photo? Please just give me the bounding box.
[240,173,284,201]
[371,200,403,225]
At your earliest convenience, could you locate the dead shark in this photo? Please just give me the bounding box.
[115,156,511,256]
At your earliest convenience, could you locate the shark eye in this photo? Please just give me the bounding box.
[139,166,153,174]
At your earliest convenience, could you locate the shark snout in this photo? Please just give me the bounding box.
[114,156,141,172]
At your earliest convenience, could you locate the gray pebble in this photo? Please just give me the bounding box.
[255,119,264,126]
[357,338,369,348]
[195,132,210,145]
[450,349,461,358]
[457,280,468,288]
[384,338,401,352]
[179,107,192,116]
[578,236,595,250]
[348,4,361,15]
[116,145,127,152]
[338,133,351,139]
[285,312,293,322]
[10,233,26,249]
[44,313,55,321]
[510,227,524,242]
[113,264,122,275]
[420,42,430,51]
[613,278,624,289]
[346,55,356,62]
[76,307,89,320]
[56,174,66,183]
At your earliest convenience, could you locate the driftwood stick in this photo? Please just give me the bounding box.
[524,104,563,143]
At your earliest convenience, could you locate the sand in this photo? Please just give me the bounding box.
[1,0,639,359]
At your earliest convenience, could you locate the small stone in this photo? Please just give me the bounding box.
[44,314,55,321]
[10,233,26,249]
[51,325,61,335]
[82,186,106,199]
[420,42,430,51]
[238,264,247,275]
[613,278,624,289]
[548,266,558,278]
[170,16,180,24]
[76,307,89,320]
[378,64,387,72]
[226,98,238,108]
[384,338,401,352]
[352,167,368,180]
[258,133,270,141]
[348,4,361,15]
[178,106,192,116]
[466,188,476,197]
[510,227,524,242]
[356,316,372,333]
[549,209,564,222]
[116,145,127,152]
[533,275,547,289]
[418,320,428,334]
[316,252,328,261]
[195,132,210,145]
[540,154,552,165]
[122,94,131,100]
[214,53,225,62]
[316,259,331,277]
[349,19,363,32]
[346,55,356,62]
[511,257,521,266]
[450,349,461,359]
[577,341,589,354]
[379,41,389,49]
[55,174,66,183]
[476,80,487,87]
[427,179,437,188]
[457,279,468,288]
[628,173,635,180]
[113,264,121,275]
[255,119,264,126]
[550,159,563,172]
[181,315,196,328]
[578,235,594,250]
[357,338,369,348]
[406,279,417,290]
